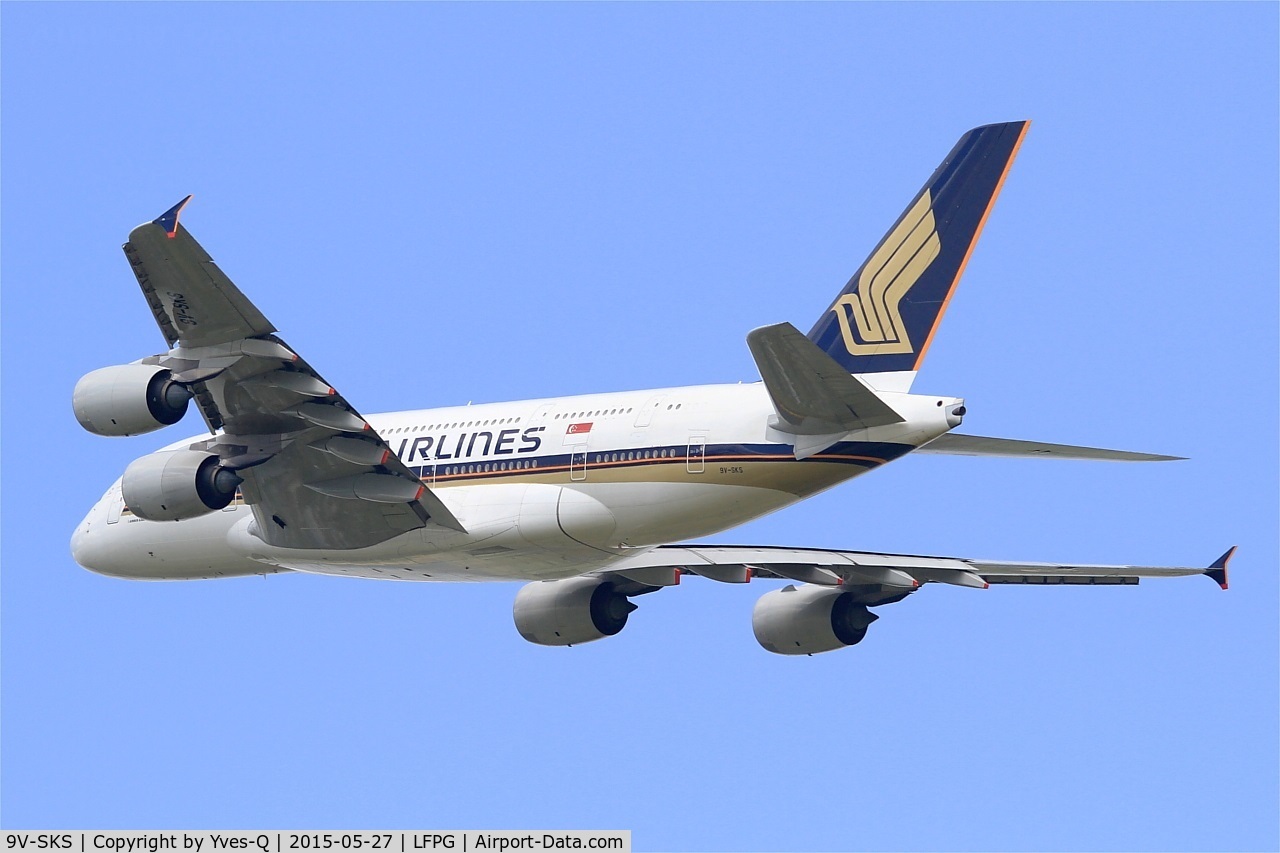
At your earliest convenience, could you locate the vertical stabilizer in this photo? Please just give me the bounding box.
[808,121,1029,384]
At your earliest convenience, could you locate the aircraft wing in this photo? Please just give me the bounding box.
[602,544,1233,597]
[123,198,463,550]
[123,196,276,349]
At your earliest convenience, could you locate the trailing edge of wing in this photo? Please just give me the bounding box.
[918,433,1185,462]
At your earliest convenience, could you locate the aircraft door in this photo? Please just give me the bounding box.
[570,446,588,481]
[529,403,555,426]
[634,395,666,428]
[687,436,706,474]
[107,492,123,524]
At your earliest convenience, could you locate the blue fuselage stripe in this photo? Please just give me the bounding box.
[407,441,915,483]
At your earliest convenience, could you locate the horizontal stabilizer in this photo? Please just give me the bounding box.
[747,322,903,458]
[918,433,1184,462]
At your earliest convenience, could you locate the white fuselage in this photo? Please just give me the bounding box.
[72,382,961,582]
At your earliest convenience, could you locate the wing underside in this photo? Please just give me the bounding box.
[601,543,1232,600]
[123,198,463,550]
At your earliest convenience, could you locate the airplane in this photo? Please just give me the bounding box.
[70,120,1232,655]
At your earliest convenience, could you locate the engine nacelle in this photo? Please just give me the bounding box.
[73,364,192,437]
[752,585,879,655]
[121,450,242,522]
[513,576,637,646]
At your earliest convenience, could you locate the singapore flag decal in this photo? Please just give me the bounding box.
[567,422,593,435]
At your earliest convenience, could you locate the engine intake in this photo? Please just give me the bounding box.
[73,364,193,436]
[752,585,879,655]
[122,450,243,522]
[514,576,637,646]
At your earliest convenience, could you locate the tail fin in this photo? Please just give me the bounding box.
[808,121,1029,384]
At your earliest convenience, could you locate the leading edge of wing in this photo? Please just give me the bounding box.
[917,433,1186,462]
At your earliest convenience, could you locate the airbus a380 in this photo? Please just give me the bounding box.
[71,121,1231,655]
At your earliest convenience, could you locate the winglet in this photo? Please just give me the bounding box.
[1205,546,1236,590]
[154,195,193,238]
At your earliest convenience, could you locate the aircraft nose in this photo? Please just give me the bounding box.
[70,515,92,568]
[70,505,116,574]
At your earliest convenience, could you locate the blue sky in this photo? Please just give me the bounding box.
[2,3,1276,850]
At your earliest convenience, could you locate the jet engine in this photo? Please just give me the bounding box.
[513,576,637,646]
[752,585,879,655]
[121,450,243,522]
[73,364,192,437]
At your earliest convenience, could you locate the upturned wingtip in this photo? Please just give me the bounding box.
[1205,546,1236,590]
[154,194,193,238]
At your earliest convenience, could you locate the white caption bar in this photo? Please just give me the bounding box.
[1,833,629,853]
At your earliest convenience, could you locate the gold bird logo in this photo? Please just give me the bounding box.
[832,191,940,355]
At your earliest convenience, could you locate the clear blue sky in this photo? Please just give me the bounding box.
[3,4,1276,850]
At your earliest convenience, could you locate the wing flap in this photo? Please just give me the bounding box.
[192,341,465,545]
[984,575,1139,586]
